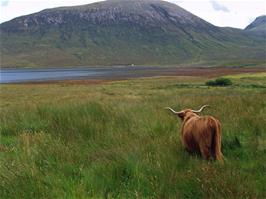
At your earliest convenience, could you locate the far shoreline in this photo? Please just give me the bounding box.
[1,63,266,70]
[1,66,265,85]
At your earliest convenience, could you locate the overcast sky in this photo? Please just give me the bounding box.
[1,0,265,29]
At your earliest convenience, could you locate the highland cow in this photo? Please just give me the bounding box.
[165,105,223,161]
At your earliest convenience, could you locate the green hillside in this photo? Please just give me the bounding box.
[0,0,265,67]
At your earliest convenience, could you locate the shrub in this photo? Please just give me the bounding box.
[206,78,233,87]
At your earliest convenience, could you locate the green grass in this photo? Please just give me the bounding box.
[224,72,266,78]
[0,75,266,198]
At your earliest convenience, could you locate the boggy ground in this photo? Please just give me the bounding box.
[0,71,266,198]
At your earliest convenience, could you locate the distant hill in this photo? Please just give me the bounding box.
[0,0,265,67]
[244,15,266,39]
[245,15,266,31]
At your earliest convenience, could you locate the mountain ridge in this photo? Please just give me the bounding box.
[245,15,266,31]
[0,0,265,67]
[1,0,216,31]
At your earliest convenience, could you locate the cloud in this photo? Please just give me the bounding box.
[1,0,10,7]
[210,0,230,13]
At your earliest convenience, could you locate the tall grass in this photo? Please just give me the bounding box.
[0,76,266,198]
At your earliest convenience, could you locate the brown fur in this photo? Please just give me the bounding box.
[177,110,223,161]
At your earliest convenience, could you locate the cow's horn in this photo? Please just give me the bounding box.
[192,105,210,113]
[165,107,183,115]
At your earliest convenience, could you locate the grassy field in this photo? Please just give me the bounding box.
[0,74,266,198]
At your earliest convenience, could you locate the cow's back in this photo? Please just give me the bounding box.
[181,116,218,154]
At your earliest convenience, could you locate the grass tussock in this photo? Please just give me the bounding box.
[0,75,266,198]
[206,77,233,87]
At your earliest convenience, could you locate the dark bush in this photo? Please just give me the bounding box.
[206,78,233,87]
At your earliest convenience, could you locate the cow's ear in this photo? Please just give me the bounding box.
[177,111,185,119]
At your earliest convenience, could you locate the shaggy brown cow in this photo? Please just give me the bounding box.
[165,105,223,161]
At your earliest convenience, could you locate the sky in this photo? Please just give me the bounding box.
[0,0,266,29]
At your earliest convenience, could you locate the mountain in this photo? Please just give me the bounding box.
[244,15,266,39]
[245,15,266,31]
[0,0,265,67]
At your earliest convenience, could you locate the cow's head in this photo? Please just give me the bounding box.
[165,105,210,121]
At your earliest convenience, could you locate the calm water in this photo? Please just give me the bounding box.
[0,66,170,83]
[0,67,112,83]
